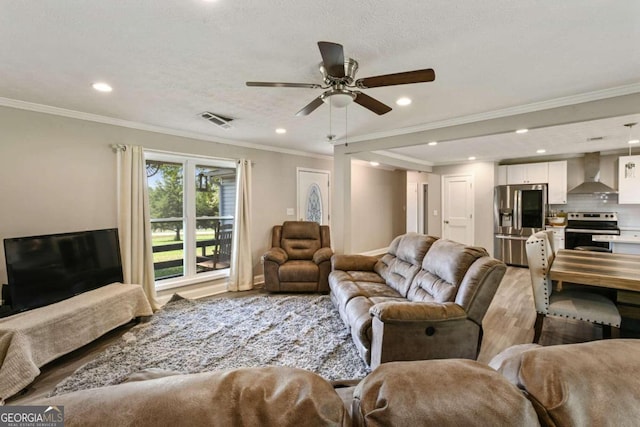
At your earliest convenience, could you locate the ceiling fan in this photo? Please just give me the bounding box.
[246,41,435,116]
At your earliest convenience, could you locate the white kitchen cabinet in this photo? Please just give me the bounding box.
[618,155,640,204]
[507,162,548,184]
[547,160,568,204]
[497,165,507,185]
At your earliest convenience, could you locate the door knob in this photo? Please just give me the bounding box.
[444,220,449,224]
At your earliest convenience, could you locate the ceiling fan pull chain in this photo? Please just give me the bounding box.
[329,101,332,138]
[345,105,348,147]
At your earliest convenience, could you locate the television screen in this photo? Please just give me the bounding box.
[3,228,123,314]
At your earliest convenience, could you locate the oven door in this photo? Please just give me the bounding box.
[565,228,618,250]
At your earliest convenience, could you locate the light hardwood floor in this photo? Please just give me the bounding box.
[7,266,635,404]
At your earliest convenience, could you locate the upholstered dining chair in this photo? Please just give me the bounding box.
[262,221,333,292]
[525,230,621,343]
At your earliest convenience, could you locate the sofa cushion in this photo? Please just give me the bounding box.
[34,366,346,427]
[408,239,487,302]
[494,339,640,427]
[353,359,539,427]
[395,233,437,266]
[278,260,319,282]
[373,234,438,297]
[280,221,322,260]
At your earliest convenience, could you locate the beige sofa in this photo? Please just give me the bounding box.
[329,233,506,367]
[28,339,640,426]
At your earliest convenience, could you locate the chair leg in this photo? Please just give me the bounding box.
[533,313,545,343]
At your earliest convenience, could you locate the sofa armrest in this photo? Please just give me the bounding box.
[370,301,467,323]
[262,247,288,265]
[313,247,333,264]
[331,254,378,271]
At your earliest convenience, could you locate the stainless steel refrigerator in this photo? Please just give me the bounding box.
[494,184,547,266]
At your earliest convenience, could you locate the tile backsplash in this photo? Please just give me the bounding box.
[550,194,640,229]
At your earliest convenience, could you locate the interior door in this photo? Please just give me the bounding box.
[297,168,330,225]
[442,174,474,245]
[406,181,418,233]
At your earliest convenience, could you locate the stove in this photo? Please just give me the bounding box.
[565,212,620,250]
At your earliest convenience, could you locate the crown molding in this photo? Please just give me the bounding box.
[0,97,333,161]
[338,83,640,145]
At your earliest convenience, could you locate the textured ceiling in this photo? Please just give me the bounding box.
[1,1,639,164]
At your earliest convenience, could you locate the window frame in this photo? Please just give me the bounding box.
[144,150,236,290]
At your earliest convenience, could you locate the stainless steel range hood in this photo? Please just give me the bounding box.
[567,152,617,194]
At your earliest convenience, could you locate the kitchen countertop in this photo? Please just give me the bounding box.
[593,235,640,244]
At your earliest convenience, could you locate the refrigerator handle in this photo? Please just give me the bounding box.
[514,190,522,230]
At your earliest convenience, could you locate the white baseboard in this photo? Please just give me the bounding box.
[156,274,266,306]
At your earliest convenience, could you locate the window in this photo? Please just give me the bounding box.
[145,151,236,287]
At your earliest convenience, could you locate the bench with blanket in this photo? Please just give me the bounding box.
[0,283,153,401]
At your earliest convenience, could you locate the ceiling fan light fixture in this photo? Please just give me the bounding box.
[322,89,356,108]
[515,128,529,134]
[396,97,412,106]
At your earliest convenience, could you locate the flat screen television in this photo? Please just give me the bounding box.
[3,228,123,315]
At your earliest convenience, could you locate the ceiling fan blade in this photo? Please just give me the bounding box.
[353,92,392,115]
[295,96,325,116]
[318,41,345,78]
[356,68,435,89]
[246,81,322,89]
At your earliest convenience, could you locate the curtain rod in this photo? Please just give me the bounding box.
[116,146,255,165]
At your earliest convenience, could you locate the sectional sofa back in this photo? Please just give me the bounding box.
[407,238,506,325]
[373,233,438,296]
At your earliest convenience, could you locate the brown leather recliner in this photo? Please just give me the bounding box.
[263,221,333,292]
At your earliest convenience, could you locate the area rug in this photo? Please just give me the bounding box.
[51,293,370,396]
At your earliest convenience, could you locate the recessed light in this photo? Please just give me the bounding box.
[369,161,380,167]
[629,139,640,145]
[468,156,476,161]
[515,129,529,134]
[275,128,286,134]
[92,82,113,92]
[428,141,438,146]
[537,149,546,154]
[396,97,412,106]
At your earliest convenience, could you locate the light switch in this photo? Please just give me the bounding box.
[286,208,294,216]
[433,209,438,216]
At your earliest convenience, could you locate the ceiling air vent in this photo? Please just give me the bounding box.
[199,112,233,129]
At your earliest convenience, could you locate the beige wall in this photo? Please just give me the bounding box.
[0,106,332,285]
[350,162,405,253]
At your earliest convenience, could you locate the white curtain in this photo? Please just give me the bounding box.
[116,145,159,310]
[228,159,253,291]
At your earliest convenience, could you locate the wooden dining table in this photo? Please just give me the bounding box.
[549,249,640,292]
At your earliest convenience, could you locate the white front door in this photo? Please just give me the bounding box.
[442,174,474,245]
[297,168,330,225]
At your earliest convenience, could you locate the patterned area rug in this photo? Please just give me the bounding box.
[51,293,370,396]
